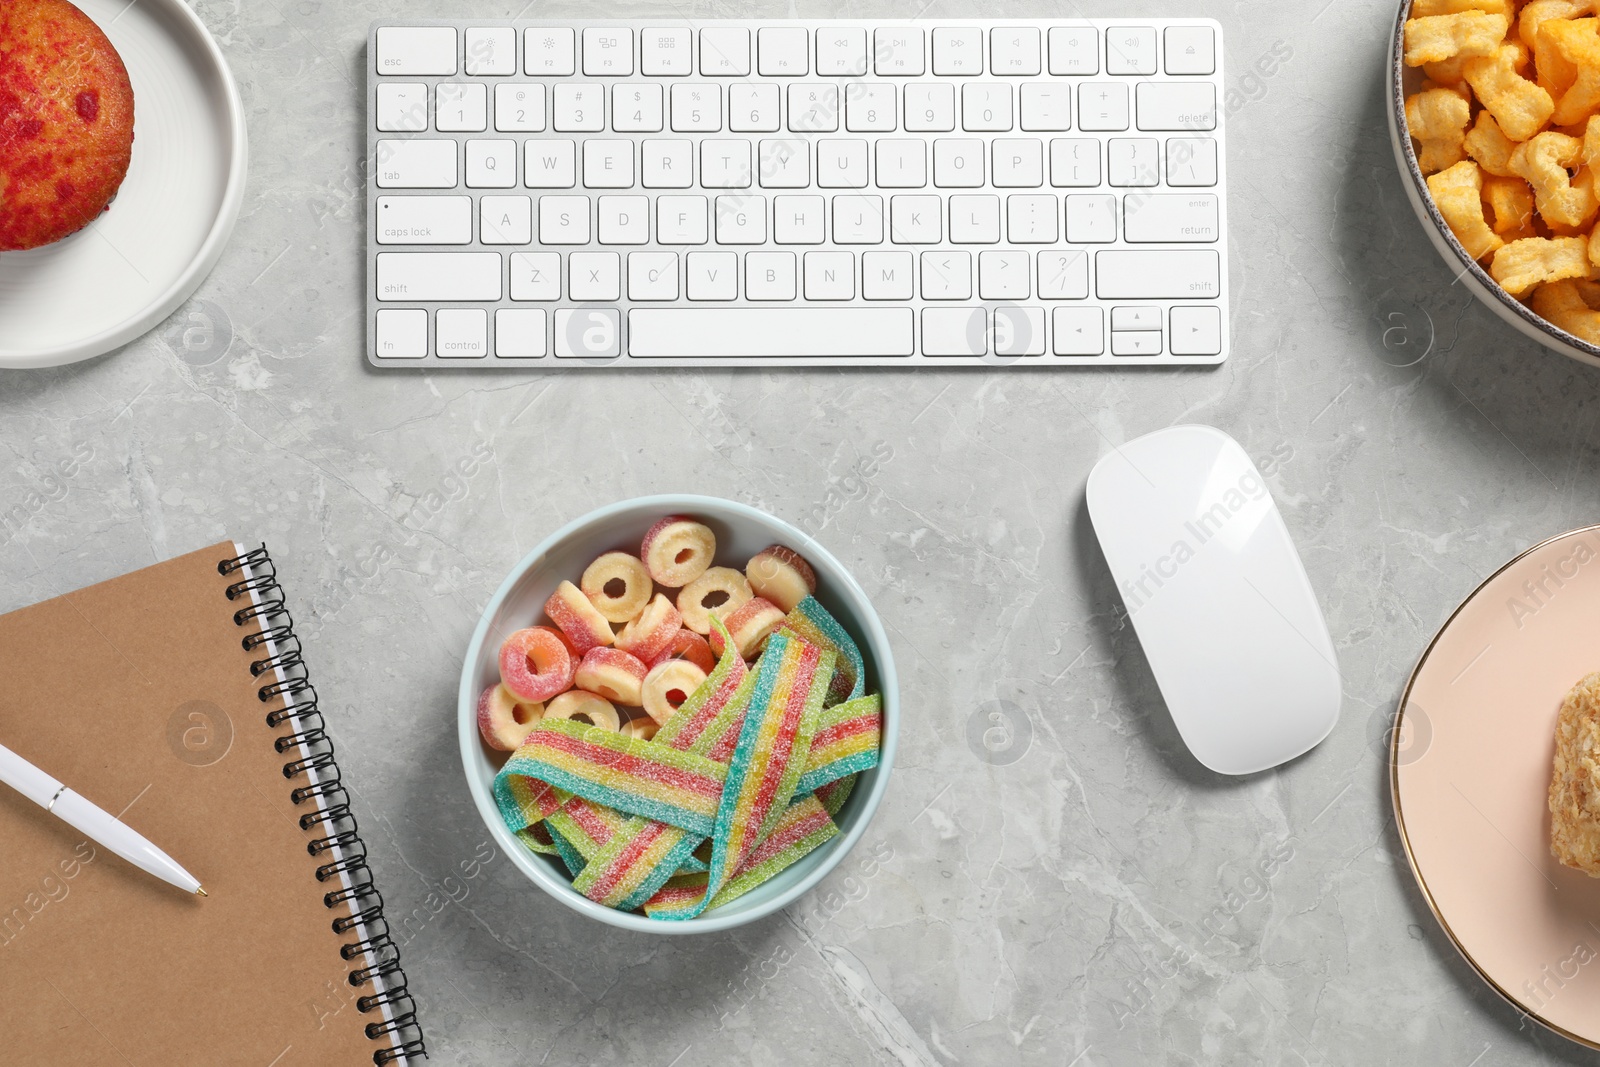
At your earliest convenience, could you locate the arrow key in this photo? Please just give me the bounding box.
[1112,330,1163,356]
[1052,306,1104,356]
[1171,305,1222,355]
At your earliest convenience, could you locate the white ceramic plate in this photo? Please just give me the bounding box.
[0,0,247,370]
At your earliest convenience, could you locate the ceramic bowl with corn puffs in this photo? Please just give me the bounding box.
[1392,0,1600,368]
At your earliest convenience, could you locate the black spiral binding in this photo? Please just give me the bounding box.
[219,546,428,1066]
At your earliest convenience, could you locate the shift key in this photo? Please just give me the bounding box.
[377,252,502,301]
[1096,250,1219,298]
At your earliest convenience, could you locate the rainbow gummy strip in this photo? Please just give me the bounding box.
[796,694,882,795]
[778,596,866,704]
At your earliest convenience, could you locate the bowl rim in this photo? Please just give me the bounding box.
[456,494,900,934]
[1389,0,1600,369]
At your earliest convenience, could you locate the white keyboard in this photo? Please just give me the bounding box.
[365,19,1228,368]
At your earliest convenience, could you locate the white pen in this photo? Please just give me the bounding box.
[0,742,206,897]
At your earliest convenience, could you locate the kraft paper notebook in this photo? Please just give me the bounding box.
[0,543,423,1065]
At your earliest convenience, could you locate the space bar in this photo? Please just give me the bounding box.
[629,309,914,358]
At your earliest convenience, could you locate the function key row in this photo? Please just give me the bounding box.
[376,25,1216,80]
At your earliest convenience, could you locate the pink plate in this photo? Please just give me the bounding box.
[1394,525,1600,1047]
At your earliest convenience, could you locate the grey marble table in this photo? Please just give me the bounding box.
[7,0,1600,1063]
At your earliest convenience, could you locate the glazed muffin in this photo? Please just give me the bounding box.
[0,0,135,251]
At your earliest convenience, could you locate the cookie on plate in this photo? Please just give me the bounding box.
[0,0,135,251]
[1550,671,1600,877]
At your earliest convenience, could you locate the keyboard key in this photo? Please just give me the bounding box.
[788,84,839,132]
[817,139,869,188]
[923,308,985,356]
[846,84,896,132]
[1106,26,1157,75]
[1078,83,1129,131]
[949,195,1000,243]
[1065,194,1116,242]
[642,140,693,188]
[671,84,722,131]
[889,195,941,243]
[961,84,1013,132]
[374,139,457,188]
[1124,193,1219,243]
[629,251,681,300]
[437,308,488,358]
[641,28,692,75]
[759,139,810,188]
[1050,138,1101,186]
[979,250,1029,299]
[1095,250,1220,299]
[376,252,501,301]
[465,27,516,76]
[555,308,621,357]
[538,195,591,243]
[1111,306,1162,331]
[991,139,1043,187]
[1020,84,1071,131]
[875,140,926,188]
[1137,82,1217,131]
[510,252,561,299]
[1108,139,1159,186]
[569,251,621,300]
[657,195,708,243]
[687,252,738,298]
[933,139,984,187]
[862,250,914,298]
[1167,138,1219,186]
[833,194,885,243]
[1165,26,1216,75]
[481,195,532,243]
[1112,331,1162,356]
[715,195,766,243]
[583,27,633,75]
[1047,26,1098,75]
[816,27,868,76]
[467,139,516,187]
[874,28,925,76]
[376,83,427,132]
[774,195,825,243]
[1171,306,1223,355]
[921,250,972,298]
[525,28,575,75]
[745,251,797,299]
[554,85,604,131]
[700,139,752,188]
[377,27,457,76]
[436,83,487,131]
[495,84,546,132]
[932,28,984,75]
[701,28,751,75]
[525,140,576,188]
[805,251,855,298]
[1053,307,1104,355]
[990,27,1041,75]
[630,308,913,356]
[729,84,781,132]
[375,309,428,358]
[376,195,471,244]
[496,309,547,357]
[1038,250,1090,299]
[758,28,809,75]
[613,84,664,132]
[994,306,1045,355]
[1006,194,1057,243]
[583,140,635,188]
[598,194,650,244]
[905,84,956,132]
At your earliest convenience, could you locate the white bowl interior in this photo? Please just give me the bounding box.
[457,495,898,934]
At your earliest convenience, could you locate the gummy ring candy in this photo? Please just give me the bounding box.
[651,628,716,674]
[581,552,654,624]
[622,715,659,741]
[615,593,683,664]
[641,659,710,724]
[709,597,787,661]
[574,647,649,706]
[641,516,717,587]
[499,627,575,703]
[745,544,817,613]
[545,580,615,655]
[676,566,753,635]
[476,683,544,751]
[544,689,621,732]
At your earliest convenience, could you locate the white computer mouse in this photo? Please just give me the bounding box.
[1085,424,1340,776]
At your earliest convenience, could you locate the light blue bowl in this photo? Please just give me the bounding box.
[458,495,899,934]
